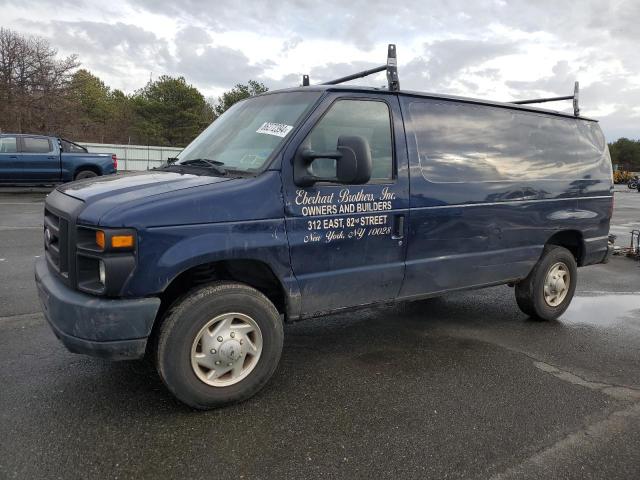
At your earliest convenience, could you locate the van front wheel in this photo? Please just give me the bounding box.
[155,282,283,409]
[515,245,577,321]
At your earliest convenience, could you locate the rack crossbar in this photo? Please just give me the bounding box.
[322,65,387,85]
[512,95,573,105]
[511,81,580,116]
[302,44,400,91]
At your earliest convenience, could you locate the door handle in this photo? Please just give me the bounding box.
[392,214,405,240]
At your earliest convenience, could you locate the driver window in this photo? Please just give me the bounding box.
[306,99,393,181]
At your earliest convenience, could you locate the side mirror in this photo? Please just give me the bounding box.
[294,135,372,187]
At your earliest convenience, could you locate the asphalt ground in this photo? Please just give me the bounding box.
[1,184,639,479]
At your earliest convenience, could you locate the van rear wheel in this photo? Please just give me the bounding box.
[515,245,577,321]
[155,282,283,409]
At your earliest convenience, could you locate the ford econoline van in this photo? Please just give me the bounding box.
[35,46,613,408]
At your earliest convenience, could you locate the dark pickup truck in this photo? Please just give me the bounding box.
[0,134,117,184]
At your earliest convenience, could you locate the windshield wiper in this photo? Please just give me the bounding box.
[180,158,227,175]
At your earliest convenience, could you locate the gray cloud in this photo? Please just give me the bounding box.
[406,39,519,92]
[56,21,165,61]
[4,0,639,139]
[506,61,576,97]
[282,36,302,54]
[174,43,270,88]
[262,73,304,91]
[175,26,211,46]
[19,19,173,73]
[169,26,274,88]
[126,0,639,52]
[16,20,272,90]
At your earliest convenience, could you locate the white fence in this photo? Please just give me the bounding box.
[78,143,183,171]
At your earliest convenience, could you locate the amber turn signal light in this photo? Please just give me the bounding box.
[111,235,134,249]
[95,230,105,249]
[95,230,134,249]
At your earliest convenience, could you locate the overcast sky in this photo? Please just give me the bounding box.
[1,0,639,140]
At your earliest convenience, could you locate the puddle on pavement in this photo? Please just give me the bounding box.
[560,294,640,328]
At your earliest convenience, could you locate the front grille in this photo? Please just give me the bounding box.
[43,190,84,288]
[44,208,70,278]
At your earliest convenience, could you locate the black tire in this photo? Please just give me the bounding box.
[74,169,98,180]
[155,282,283,409]
[515,245,577,321]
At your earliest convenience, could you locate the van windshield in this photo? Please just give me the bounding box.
[177,91,321,173]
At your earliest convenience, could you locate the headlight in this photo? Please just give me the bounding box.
[99,260,106,285]
[76,227,137,296]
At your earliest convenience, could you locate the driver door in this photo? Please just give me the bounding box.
[282,93,409,317]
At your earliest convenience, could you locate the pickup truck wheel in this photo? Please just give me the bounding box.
[515,245,577,321]
[155,282,283,409]
[75,169,98,180]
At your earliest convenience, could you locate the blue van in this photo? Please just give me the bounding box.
[35,46,613,408]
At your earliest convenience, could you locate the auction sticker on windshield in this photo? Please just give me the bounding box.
[256,122,294,138]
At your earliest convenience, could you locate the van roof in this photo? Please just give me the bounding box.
[263,84,598,122]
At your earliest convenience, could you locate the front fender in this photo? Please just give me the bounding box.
[122,218,301,318]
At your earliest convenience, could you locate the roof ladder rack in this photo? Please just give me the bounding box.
[512,81,580,116]
[301,44,400,91]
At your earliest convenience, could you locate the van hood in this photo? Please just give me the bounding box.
[69,169,282,229]
[58,171,232,203]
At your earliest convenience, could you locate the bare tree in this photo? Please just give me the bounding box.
[0,28,78,134]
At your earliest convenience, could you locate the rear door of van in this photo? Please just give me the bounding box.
[398,97,535,297]
[282,92,410,316]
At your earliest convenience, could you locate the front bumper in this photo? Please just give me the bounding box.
[35,257,160,360]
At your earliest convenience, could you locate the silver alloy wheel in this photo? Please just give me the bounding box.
[543,262,570,307]
[190,312,263,387]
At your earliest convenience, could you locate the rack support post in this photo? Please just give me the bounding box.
[386,44,399,91]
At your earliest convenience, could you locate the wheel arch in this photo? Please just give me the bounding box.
[147,257,294,359]
[545,230,585,266]
[157,258,292,321]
